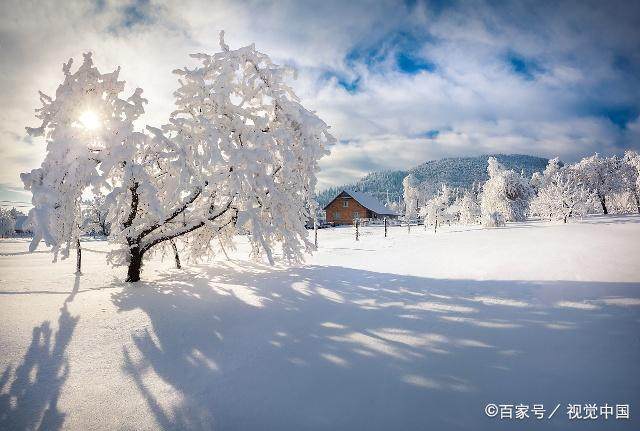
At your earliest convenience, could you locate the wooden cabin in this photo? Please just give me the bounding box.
[323,190,399,225]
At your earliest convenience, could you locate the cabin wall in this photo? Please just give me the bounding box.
[325,196,370,225]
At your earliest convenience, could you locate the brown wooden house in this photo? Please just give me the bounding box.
[323,190,399,225]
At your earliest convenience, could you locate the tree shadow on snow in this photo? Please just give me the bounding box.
[0,276,80,431]
[112,264,640,431]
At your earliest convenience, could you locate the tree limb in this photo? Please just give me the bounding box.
[137,185,204,241]
[141,198,236,253]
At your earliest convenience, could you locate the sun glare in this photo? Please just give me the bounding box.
[79,111,101,130]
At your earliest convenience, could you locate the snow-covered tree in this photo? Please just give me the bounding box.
[454,190,481,224]
[23,33,333,281]
[402,174,419,232]
[531,157,563,194]
[530,172,543,194]
[0,209,16,238]
[623,150,640,213]
[421,185,453,233]
[530,166,592,223]
[8,207,24,219]
[606,191,638,214]
[575,154,625,215]
[480,157,533,224]
[21,52,143,272]
[387,199,403,216]
[82,195,110,236]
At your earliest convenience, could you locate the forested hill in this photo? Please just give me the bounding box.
[317,154,549,207]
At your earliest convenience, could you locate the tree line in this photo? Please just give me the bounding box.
[401,152,640,230]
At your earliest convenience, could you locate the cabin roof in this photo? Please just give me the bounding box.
[323,190,398,216]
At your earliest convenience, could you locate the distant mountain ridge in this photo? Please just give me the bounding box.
[317,154,549,207]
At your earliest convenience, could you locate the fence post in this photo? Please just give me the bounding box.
[384,217,388,238]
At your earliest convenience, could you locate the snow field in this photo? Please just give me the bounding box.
[1,215,639,430]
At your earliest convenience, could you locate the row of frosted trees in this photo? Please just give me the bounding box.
[402,152,640,230]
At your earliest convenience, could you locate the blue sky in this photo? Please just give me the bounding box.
[0,0,639,205]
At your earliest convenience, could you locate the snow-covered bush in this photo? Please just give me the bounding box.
[482,211,505,227]
[480,157,532,223]
[23,33,333,281]
[0,209,16,238]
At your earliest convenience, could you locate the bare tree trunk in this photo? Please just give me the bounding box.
[384,217,387,238]
[126,246,143,282]
[122,182,235,282]
[314,220,318,248]
[218,237,230,261]
[170,239,181,269]
[600,194,608,214]
[434,216,438,234]
[355,219,359,241]
[568,209,573,220]
[102,221,110,237]
[125,182,142,282]
[75,239,82,274]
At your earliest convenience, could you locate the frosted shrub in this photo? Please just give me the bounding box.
[0,209,16,238]
[482,211,505,227]
[480,157,532,222]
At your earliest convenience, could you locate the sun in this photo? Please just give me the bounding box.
[78,111,101,130]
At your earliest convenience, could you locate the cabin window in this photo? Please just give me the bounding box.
[353,212,360,220]
[343,200,349,208]
[334,211,340,219]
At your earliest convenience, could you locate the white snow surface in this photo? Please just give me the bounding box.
[1,215,639,430]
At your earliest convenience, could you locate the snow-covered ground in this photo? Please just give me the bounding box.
[1,215,639,430]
